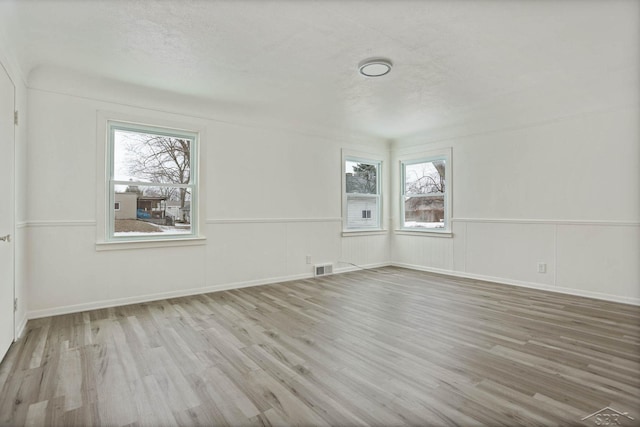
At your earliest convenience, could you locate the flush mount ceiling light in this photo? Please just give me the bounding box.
[358,58,393,77]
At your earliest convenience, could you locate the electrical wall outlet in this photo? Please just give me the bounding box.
[306,255,312,264]
[537,262,547,274]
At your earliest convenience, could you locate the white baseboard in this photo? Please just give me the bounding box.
[26,260,637,321]
[392,262,640,306]
[335,261,391,274]
[26,262,390,320]
[27,272,310,319]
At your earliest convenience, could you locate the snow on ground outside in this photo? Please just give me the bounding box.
[404,221,444,229]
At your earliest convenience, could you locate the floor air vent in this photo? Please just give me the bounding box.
[314,263,333,277]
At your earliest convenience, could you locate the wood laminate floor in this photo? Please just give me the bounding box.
[1,267,639,426]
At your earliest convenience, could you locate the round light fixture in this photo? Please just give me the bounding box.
[358,58,393,77]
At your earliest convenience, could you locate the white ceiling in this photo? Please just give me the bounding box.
[0,0,638,139]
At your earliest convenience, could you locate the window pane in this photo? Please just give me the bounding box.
[113,185,192,236]
[346,195,378,228]
[345,161,377,194]
[403,195,445,229]
[405,160,445,195]
[113,129,191,184]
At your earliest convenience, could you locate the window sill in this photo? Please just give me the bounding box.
[342,229,388,237]
[394,229,453,238]
[96,236,207,251]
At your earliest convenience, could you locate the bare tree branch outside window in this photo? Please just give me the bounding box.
[122,133,191,209]
[405,160,445,194]
[403,160,446,229]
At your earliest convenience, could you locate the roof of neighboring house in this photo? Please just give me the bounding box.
[138,196,167,201]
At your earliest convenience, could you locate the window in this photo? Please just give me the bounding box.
[107,121,198,241]
[344,157,381,230]
[400,149,451,232]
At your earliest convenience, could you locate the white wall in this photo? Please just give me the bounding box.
[25,72,390,317]
[391,105,640,304]
[13,45,640,319]
[22,63,640,317]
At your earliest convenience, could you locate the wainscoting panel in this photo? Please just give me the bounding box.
[206,222,289,286]
[464,221,556,286]
[556,223,640,299]
[392,233,453,271]
[392,218,640,304]
[27,224,208,316]
[23,217,640,319]
[25,218,392,318]
[285,221,342,275]
[340,233,390,270]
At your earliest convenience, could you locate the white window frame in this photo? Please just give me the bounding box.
[114,202,120,211]
[95,111,206,250]
[398,148,452,235]
[107,121,199,242]
[342,154,382,232]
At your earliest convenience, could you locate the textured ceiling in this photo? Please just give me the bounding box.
[0,0,638,139]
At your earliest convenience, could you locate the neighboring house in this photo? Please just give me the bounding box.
[115,192,172,223]
[114,192,137,220]
[405,196,444,224]
[346,171,378,228]
[346,196,378,228]
[137,196,168,219]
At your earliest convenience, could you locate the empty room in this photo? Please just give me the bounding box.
[0,1,638,426]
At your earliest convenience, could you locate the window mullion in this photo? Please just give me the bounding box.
[112,180,192,189]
